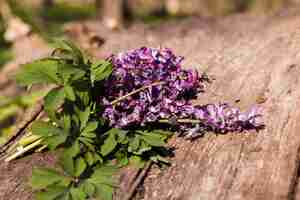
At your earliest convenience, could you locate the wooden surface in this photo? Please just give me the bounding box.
[140,16,300,200]
[80,13,300,200]
[2,11,300,200]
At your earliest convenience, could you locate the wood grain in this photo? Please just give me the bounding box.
[140,15,300,200]
[77,13,300,200]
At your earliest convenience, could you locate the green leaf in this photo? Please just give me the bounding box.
[31,168,65,190]
[76,91,90,106]
[53,40,84,64]
[57,62,86,83]
[88,166,118,187]
[129,136,140,152]
[115,151,129,167]
[140,131,167,147]
[60,141,80,176]
[52,48,74,61]
[82,181,95,197]
[68,140,81,158]
[90,61,113,84]
[100,131,117,156]
[116,129,128,144]
[35,185,67,200]
[62,114,71,132]
[44,134,68,150]
[31,121,64,138]
[64,85,76,101]
[81,131,96,139]
[79,137,95,151]
[94,154,103,164]
[134,140,151,155]
[79,106,90,131]
[85,151,94,166]
[88,166,118,200]
[63,40,85,64]
[74,157,87,177]
[94,184,114,200]
[31,121,67,150]
[83,121,98,133]
[91,165,118,178]
[70,187,86,200]
[60,154,74,176]
[16,58,61,86]
[55,192,72,200]
[44,88,65,121]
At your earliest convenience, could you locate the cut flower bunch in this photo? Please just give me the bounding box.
[5,41,263,200]
[102,47,263,135]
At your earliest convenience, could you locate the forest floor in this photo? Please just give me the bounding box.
[1,7,300,200]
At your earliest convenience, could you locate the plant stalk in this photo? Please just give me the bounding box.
[110,82,164,105]
[5,139,43,162]
[158,119,202,124]
[35,144,47,152]
[18,135,41,147]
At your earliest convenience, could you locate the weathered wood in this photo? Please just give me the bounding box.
[77,13,300,200]
[140,15,300,200]
[2,11,300,200]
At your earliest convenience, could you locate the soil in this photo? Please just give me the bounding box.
[2,7,300,200]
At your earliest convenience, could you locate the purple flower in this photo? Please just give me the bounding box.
[100,47,264,137]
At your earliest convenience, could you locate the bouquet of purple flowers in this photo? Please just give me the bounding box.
[101,47,263,138]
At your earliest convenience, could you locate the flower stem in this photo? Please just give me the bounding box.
[158,119,202,124]
[5,139,42,162]
[18,135,41,147]
[35,144,47,152]
[110,82,164,105]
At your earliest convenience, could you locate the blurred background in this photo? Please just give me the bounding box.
[0,0,299,145]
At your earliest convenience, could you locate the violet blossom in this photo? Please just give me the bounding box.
[101,47,263,137]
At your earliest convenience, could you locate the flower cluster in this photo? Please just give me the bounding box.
[182,104,263,137]
[101,47,263,137]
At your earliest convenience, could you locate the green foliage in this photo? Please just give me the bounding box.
[31,121,68,150]
[16,59,61,86]
[16,40,172,200]
[90,61,113,86]
[31,168,70,190]
[31,165,116,200]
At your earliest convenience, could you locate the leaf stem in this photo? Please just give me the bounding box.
[110,82,164,105]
